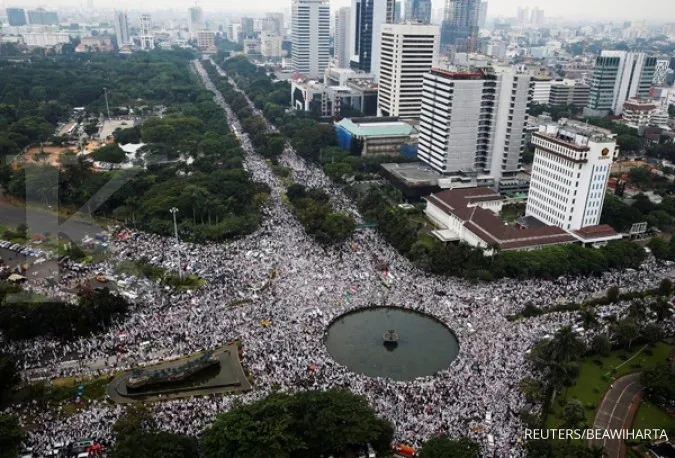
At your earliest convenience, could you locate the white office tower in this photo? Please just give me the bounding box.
[139,14,154,50]
[292,0,330,78]
[526,121,618,231]
[585,51,656,117]
[334,7,351,68]
[378,23,439,118]
[417,68,531,184]
[188,6,204,39]
[113,11,130,47]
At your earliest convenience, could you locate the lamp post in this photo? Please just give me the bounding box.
[103,87,111,119]
[169,207,182,280]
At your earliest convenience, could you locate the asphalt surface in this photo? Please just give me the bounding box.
[590,373,642,458]
[0,199,104,242]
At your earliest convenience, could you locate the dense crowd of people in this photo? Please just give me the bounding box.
[2,59,673,457]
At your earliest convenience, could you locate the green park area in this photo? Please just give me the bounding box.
[546,342,673,431]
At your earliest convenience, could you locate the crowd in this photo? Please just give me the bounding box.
[2,59,673,457]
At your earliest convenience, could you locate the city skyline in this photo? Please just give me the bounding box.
[2,0,673,22]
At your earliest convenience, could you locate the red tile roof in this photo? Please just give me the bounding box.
[573,224,618,240]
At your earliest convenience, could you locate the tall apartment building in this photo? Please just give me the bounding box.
[292,0,330,78]
[394,1,401,23]
[585,51,657,117]
[260,31,283,58]
[6,8,26,26]
[266,13,284,35]
[197,31,215,51]
[241,17,255,38]
[27,8,58,25]
[478,1,488,28]
[404,0,432,24]
[441,0,479,52]
[526,121,618,231]
[531,77,553,104]
[516,6,529,24]
[139,14,154,50]
[530,7,544,26]
[417,68,532,184]
[188,6,204,39]
[377,23,439,118]
[113,11,131,47]
[349,0,395,78]
[334,7,351,68]
[548,80,590,107]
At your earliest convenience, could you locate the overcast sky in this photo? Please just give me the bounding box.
[5,0,674,22]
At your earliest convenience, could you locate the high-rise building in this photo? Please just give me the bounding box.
[350,0,395,78]
[478,1,488,28]
[530,7,544,26]
[334,7,351,68]
[654,59,670,84]
[27,8,59,25]
[113,11,130,47]
[261,31,283,57]
[526,120,618,231]
[291,0,330,78]
[417,68,532,183]
[394,1,401,23]
[585,51,657,117]
[6,8,26,26]
[197,31,215,50]
[241,17,255,38]
[228,23,242,43]
[188,6,204,39]
[440,0,479,52]
[404,0,432,24]
[263,13,284,35]
[516,6,529,24]
[139,14,154,50]
[549,80,590,107]
[377,23,439,118]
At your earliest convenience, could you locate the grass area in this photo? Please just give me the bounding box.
[546,342,673,429]
[631,400,675,433]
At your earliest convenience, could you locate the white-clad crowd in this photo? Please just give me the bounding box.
[2,59,673,458]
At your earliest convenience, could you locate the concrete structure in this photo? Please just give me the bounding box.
[377,23,440,118]
[243,37,262,55]
[197,31,215,51]
[6,8,26,26]
[405,0,432,24]
[334,7,351,68]
[228,23,242,43]
[441,0,479,52]
[531,77,553,105]
[486,41,506,61]
[292,0,330,78]
[240,17,255,37]
[139,14,154,50]
[260,32,283,58]
[478,1,487,28]
[27,8,58,25]
[622,99,669,128]
[265,13,284,35]
[585,51,657,117]
[23,32,70,47]
[291,71,379,116]
[350,0,395,78]
[188,6,204,39]
[526,120,618,231]
[654,59,669,84]
[417,68,532,187]
[530,7,544,26]
[548,79,590,107]
[425,187,575,250]
[113,11,131,47]
[335,117,418,156]
[394,1,402,23]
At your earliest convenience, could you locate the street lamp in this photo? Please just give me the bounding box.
[103,87,111,119]
[169,207,182,280]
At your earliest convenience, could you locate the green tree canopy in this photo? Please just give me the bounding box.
[418,436,480,458]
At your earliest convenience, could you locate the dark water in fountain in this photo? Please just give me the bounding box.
[325,307,459,381]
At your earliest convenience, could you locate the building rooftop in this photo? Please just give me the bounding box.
[337,117,416,137]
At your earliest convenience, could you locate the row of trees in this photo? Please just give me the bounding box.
[0,280,129,340]
[601,192,675,233]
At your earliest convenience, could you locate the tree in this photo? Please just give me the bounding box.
[418,436,480,458]
[114,126,142,144]
[0,414,24,458]
[590,334,612,356]
[606,286,620,303]
[649,297,673,321]
[628,167,651,189]
[548,326,586,364]
[612,318,640,349]
[0,353,19,399]
[648,237,670,260]
[561,399,586,428]
[519,377,544,403]
[658,278,672,296]
[113,405,157,440]
[200,390,394,458]
[641,366,675,405]
[91,144,127,163]
[616,135,642,154]
[111,431,199,458]
[578,307,598,329]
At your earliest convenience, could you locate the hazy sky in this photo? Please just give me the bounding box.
[5,0,674,22]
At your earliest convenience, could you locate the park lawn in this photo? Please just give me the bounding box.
[546,342,673,429]
[631,400,675,433]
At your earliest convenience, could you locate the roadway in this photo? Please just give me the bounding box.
[590,373,642,458]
